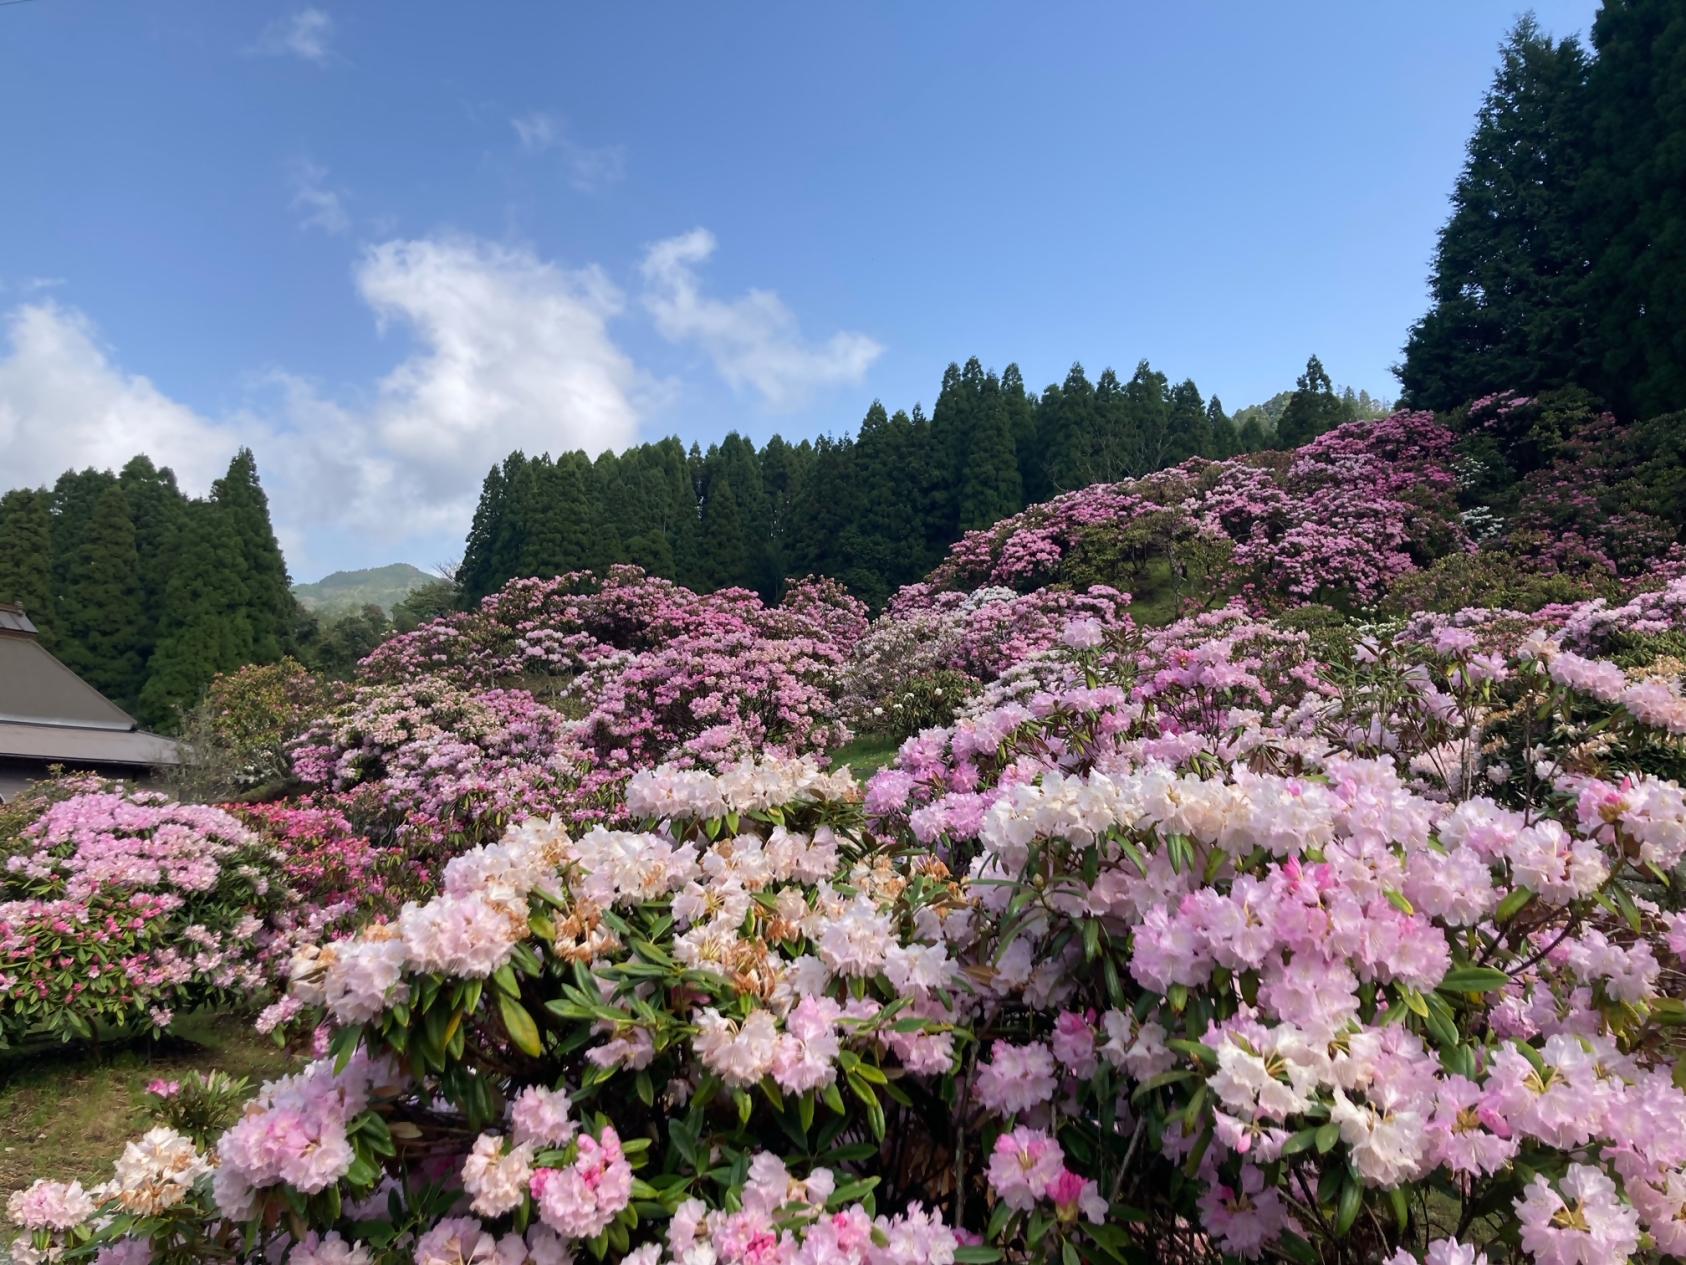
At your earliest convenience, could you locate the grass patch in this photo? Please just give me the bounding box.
[0,1011,296,1198]
[833,735,901,779]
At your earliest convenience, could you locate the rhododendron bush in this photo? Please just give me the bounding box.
[0,778,301,1047]
[354,567,860,781]
[9,415,1686,1264]
[926,412,1469,610]
[15,604,1686,1264]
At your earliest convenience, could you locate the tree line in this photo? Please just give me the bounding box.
[459,354,1386,609]
[0,451,295,729]
[1399,1,1686,418]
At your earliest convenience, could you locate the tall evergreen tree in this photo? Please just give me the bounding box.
[1277,355,1348,448]
[118,456,187,666]
[1123,362,1172,474]
[1164,378,1209,466]
[460,462,510,605]
[50,468,117,601]
[698,477,749,591]
[56,485,147,709]
[1398,16,1592,410]
[1091,368,1130,481]
[0,488,57,644]
[138,502,255,729]
[211,449,294,662]
[1043,364,1098,492]
[1000,365,1041,504]
[1580,0,1686,418]
[1205,396,1235,458]
[958,374,1023,532]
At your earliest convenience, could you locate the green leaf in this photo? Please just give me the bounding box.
[1494,887,1534,922]
[1437,966,1512,994]
[1315,1121,1341,1154]
[499,995,542,1057]
[1281,1127,1320,1156]
[953,1248,1003,1264]
[1335,1177,1363,1236]
[1388,1185,1409,1232]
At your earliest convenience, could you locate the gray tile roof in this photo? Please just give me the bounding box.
[0,604,180,767]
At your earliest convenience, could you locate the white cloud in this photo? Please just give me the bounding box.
[0,237,643,574]
[345,236,641,530]
[510,111,626,193]
[0,230,868,574]
[640,228,882,409]
[254,8,334,65]
[289,159,349,234]
[0,303,240,493]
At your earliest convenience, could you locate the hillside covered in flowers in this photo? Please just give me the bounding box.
[5,400,1686,1265]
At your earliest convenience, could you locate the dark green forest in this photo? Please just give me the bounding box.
[0,452,295,728]
[1398,3,1686,415]
[457,355,1382,609]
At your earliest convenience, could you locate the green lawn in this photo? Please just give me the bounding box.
[833,735,902,779]
[0,1012,296,1198]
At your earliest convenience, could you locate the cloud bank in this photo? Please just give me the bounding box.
[640,228,882,409]
[0,230,881,576]
[0,237,641,575]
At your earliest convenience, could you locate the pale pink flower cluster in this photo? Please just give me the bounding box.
[6,1179,96,1231]
[509,1085,576,1148]
[461,1133,536,1217]
[215,1053,390,1212]
[1516,1164,1641,1265]
[664,1153,959,1265]
[985,1128,1103,1222]
[529,1126,632,1239]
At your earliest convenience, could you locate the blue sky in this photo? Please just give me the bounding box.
[0,0,1600,580]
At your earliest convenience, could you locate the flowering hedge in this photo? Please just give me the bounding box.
[13,592,1686,1265]
[8,414,1686,1264]
[0,779,295,1047]
[925,411,1469,610]
[290,678,595,854]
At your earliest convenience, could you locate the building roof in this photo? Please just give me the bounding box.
[0,721,181,765]
[0,603,181,767]
[0,605,38,636]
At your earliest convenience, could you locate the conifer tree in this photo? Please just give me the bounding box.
[698,477,748,591]
[1000,364,1042,503]
[1092,368,1129,481]
[1123,361,1172,474]
[958,375,1023,532]
[460,462,509,605]
[1043,364,1098,492]
[211,449,294,662]
[56,485,147,709]
[118,456,187,665]
[656,439,703,587]
[1580,0,1686,417]
[1205,397,1235,458]
[138,502,255,729]
[1165,378,1209,466]
[926,362,971,544]
[50,469,117,599]
[1277,355,1347,448]
[1399,16,1592,410]
[0,488,57,644]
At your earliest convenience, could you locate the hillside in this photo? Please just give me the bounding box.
[291,562,431,615]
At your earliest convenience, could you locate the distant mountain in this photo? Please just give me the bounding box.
[293,563,432,616]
